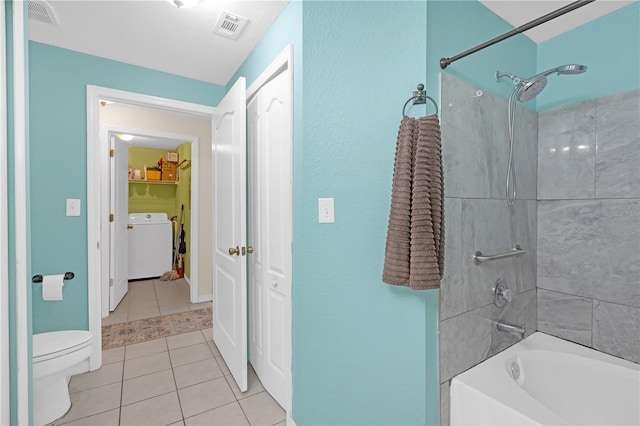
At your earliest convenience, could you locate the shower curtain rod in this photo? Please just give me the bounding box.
[440,0,596,69]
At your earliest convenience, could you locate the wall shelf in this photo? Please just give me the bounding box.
[129,179,178,185]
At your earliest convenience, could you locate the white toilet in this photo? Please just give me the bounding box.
[33,330,93,426]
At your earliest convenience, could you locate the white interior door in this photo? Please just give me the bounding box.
[248,68,292,409]
[212,77,248,391]
[109,135,129,311]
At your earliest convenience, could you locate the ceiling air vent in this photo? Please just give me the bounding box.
[28,0,58,26]
[213,10,248,40]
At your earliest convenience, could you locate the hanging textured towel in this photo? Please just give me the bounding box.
[383,114,444,290]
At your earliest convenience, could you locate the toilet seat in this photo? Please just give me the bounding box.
[33,330,93,363]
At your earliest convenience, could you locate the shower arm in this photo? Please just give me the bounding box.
[440,0,595,69]
[496,71,522,84]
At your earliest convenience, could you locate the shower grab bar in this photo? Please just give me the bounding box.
[473,245,526,265]
[440,0,595,69]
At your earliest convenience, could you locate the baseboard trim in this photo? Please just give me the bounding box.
[196,294,212,303]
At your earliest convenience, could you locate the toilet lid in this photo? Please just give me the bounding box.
[33,330,93,362]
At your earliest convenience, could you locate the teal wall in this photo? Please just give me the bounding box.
[300,2,435,424]
[537,2,640,111]
[28,42,225,333]
[427,0,537,108]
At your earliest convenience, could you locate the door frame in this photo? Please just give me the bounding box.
[102,125,200,315]
[246,44,294,418]
[8,2,29,423]
[0,2,10,424]
[87,86,214,369]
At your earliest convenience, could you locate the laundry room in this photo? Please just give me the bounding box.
[127,144,189,280]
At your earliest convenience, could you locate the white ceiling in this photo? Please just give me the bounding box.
[480,0,637,43]
[28,0,289,86]
[28,1,636,86]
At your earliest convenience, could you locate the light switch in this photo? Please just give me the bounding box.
[66,199,81,217]
[318,198,335,224]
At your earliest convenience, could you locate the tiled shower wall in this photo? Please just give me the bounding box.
[537,89,640,364]
[438,74,538,425]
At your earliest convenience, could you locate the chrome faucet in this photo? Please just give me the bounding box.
[497,320,525,339]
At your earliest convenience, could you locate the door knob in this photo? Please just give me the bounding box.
[247,246,254,254]
[228,246,240,256]
[127,225,133,229]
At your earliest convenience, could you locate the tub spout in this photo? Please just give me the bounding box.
[497,320,525,339]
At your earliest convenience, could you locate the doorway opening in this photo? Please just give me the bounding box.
[103,125,197,317]
[87,86,215,369]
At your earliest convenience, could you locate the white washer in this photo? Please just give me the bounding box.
[128,213,172,280]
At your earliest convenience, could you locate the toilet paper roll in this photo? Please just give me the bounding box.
[42,274,65,301]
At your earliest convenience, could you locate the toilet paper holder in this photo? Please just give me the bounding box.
[32,272,75,283]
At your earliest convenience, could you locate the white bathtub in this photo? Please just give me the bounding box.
[450,332,640,425]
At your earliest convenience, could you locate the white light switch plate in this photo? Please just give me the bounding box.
[318,198,335,223]
[66,199,81,216]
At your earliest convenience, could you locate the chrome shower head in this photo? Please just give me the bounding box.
[556,64,588,74]
[532,63,588,80]
[517,77,548,102]
[496,63,587,102]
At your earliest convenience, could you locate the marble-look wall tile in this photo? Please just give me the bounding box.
[461,199,517,310]
[538,199,640,308]
[538,100,596,199]
[440,198,463,320]
[493,96,538,201]
[510,200,537,294]
[439,381,450,426]
[440,305,492,383]
[491,94,510,201]
[513,105,538,201]
[593,300,640,363]
[491,289,537,355]
[537,289,592,346]
[595,89,640,199]
[441,73,493,199]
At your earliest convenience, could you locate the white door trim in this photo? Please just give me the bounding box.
[246,44,294,421]
[247,45,293,102]
[11,2,29,424]
[100,125,200,316]
[87,86,214,369]
[0,3,10,424]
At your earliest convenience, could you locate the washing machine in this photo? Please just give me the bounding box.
[128,213,172,280]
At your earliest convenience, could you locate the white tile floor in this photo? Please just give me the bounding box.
[102,279,211,326]
[59,279,287,425]
[53,330,285,425]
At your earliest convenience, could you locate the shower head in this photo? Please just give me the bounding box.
[496,64,587,102]
[557,64,588,74]
[531,64,588,80]
[517,77,548,102]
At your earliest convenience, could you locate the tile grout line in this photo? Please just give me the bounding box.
[119,342,127,425]
[168,352,186,426]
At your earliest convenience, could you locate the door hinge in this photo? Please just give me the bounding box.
[109,213,114,222]
[109,278,114,288]
[110,149,115,158]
